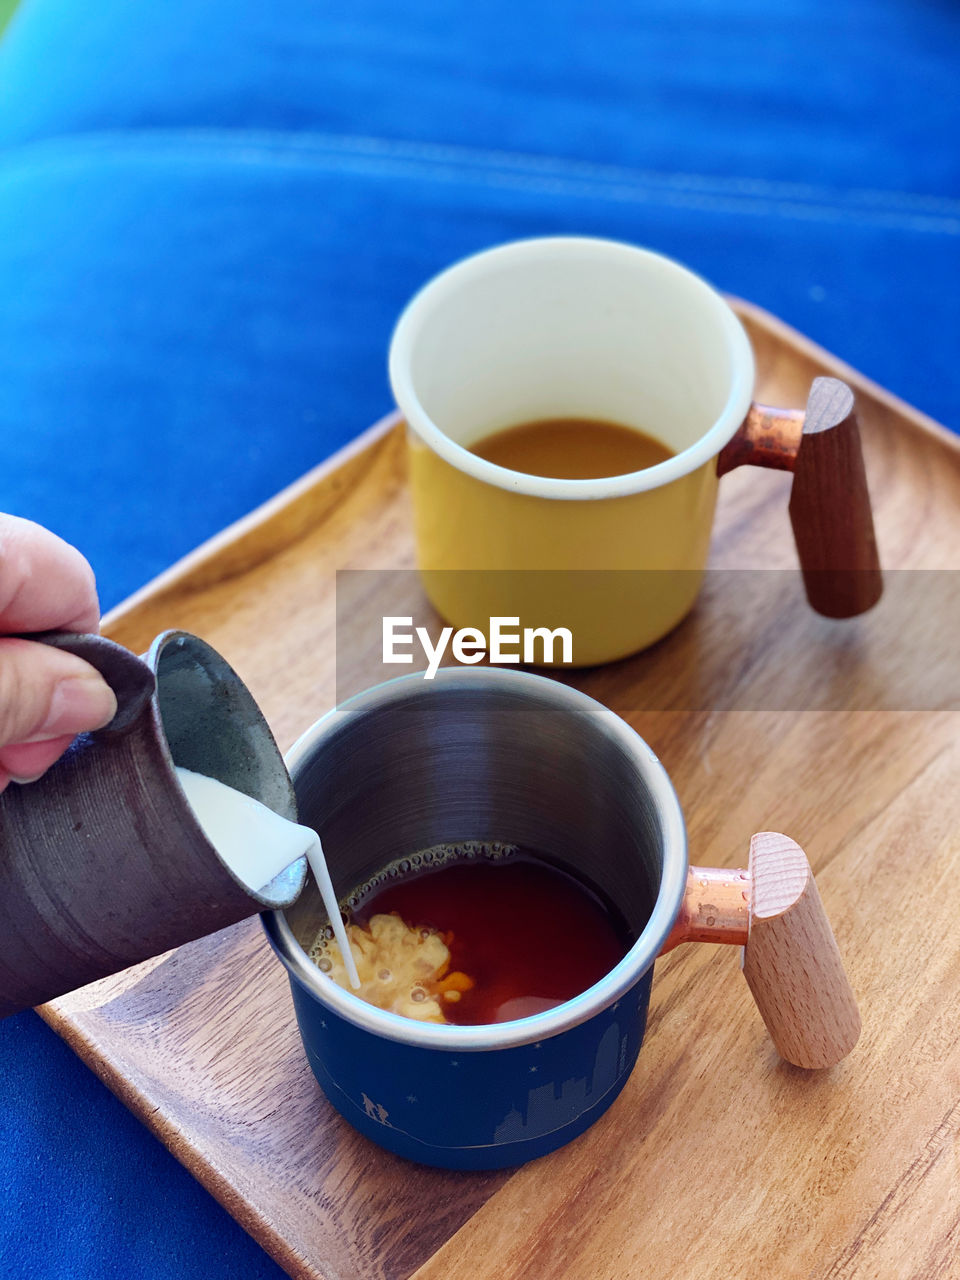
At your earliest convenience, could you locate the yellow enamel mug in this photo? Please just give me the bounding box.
[388,237,880,666]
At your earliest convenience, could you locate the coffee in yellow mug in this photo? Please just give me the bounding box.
[389,237,881,666]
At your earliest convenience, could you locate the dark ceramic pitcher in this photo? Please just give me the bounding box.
[0,630,306,1019]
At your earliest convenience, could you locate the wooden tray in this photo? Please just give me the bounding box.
[41,302,960,1280]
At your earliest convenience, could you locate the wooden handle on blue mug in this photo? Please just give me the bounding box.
[741,832,861,1069]
[661,832,861,1069]
[718,377,883,618]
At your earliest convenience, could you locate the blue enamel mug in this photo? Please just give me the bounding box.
[263,667,859,1170]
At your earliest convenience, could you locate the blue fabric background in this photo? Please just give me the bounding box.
[0,1,957,1276]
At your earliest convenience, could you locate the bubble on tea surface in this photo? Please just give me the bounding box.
[337,841,518,917]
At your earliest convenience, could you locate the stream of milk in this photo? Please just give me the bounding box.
[174,767,360,988]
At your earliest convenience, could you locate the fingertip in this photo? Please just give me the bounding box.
[0,735,77,784]
[41,675,117,737]
[0,514,102,633]
[60,554,102,633]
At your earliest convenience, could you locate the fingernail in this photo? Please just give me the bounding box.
[37,676,118,737]
[9,771,47,785]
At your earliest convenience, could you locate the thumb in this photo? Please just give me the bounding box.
[0,637,118,749]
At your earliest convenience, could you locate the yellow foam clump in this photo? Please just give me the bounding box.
[322,912,474,1023]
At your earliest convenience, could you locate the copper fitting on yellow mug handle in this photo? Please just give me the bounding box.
[658,833,861,1070]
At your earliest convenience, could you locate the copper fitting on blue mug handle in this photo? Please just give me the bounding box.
[660,865,750,952]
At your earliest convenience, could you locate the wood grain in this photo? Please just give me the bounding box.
[38,301,960,1280]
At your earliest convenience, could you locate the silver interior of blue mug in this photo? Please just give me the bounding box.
[149,630,307,907]
[265,667,687,1049]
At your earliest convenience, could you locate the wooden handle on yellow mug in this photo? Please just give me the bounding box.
[718,377,883,618]
[660,832,861,1069]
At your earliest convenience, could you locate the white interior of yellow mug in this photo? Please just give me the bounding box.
[389,236,755,500]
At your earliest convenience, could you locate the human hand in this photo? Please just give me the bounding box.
[0,515,117,792]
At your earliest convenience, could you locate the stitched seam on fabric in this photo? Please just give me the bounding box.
[2,128,959,235]
[245,132,960,217]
